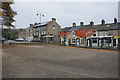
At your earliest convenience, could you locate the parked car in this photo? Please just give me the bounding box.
[15,38,24,42]
[7,40,15,43]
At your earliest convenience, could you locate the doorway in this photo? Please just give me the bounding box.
[76,38,80,46]
[113,39,116,46]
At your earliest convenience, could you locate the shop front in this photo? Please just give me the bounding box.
[87,36,113,48]
[113,36,120,48]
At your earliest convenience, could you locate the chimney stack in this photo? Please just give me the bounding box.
[114,17,117,24]
[101,19,105,25]
[34,23,38,25]
[90,21,94,26]
[73,22,76,27]
[52,18,56,22]
[30,24,33,27]
[80,22,84,26]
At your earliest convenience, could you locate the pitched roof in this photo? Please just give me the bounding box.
[67,22,120,32]
[33,21,52,28]
[61,27,72,32]
[69,26,80,31]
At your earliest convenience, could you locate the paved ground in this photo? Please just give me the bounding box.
[2,44,118,78]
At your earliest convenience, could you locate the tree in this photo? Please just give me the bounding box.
[59,31,71,45]
[2,2,17,28]
[6,32,11,40]
[59,31,71,38]
[75,28,95,46]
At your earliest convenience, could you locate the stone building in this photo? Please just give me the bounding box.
[60,18,120,49]
[17,29,26,40]
[33,18,61,43]
[25,24,34,41]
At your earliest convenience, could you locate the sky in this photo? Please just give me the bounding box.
[11,2,118,29]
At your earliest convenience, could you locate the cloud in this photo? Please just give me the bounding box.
[12,2,118,28]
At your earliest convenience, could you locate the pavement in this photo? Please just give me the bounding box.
[2,44,118,78]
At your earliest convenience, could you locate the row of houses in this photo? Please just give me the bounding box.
[59,18,120,49]
[17,17,119,49]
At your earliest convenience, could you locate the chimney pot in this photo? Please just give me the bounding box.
[114,17,117,24]
[80,22,84,26]
[90,21,94,26]
[34,23,38,25]
[73,22,76,27]
[101,19,105,25]
[52,18,56,21]
[30,24,33,27]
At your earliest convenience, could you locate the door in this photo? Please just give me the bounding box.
[76,38,80,46]
[113,39,116,46]
[87,39,89,47]
[99,39,101,47]
[68,39,71,46]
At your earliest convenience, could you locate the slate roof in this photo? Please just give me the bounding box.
[67,22,120,32]
[94,22,120,31]
[109,22,120,30]
[69,24,93,32]
[33,21,52,28]
[61,27,72,32]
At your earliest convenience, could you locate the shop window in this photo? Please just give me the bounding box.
[105,38,111,43]
[93,39,97,43]
[63,38,67,42]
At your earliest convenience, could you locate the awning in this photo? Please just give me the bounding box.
[43,36,53,38]
[114,36,120,39]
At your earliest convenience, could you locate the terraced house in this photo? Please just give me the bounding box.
[60,18,120,49]
[33,18,61,43]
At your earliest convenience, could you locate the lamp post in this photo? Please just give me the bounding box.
[37,13,44,41]
[37,13,44,25]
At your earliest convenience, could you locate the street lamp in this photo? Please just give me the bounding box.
[37,13,44,41]
[37,13,44,25]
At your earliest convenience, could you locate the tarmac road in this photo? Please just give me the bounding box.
[2,44,118,78]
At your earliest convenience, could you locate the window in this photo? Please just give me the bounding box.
[92,38,97,43]
[72,31,75,37]
[42,31,45,35]
[34,29,36,32]
[99,32,103,36]
[42,31,43,35]
[104,38,111,43]
[93,32,96,36]
[105,31,109,36]
[39,27,40,31]
[50,37,53,41]
[53,25,55,31]
[81,39,84,44]
[44,26,46,30]
[72,39,75,43]
[39,32,41,36]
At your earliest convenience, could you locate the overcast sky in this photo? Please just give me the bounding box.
[11,2,118,29]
